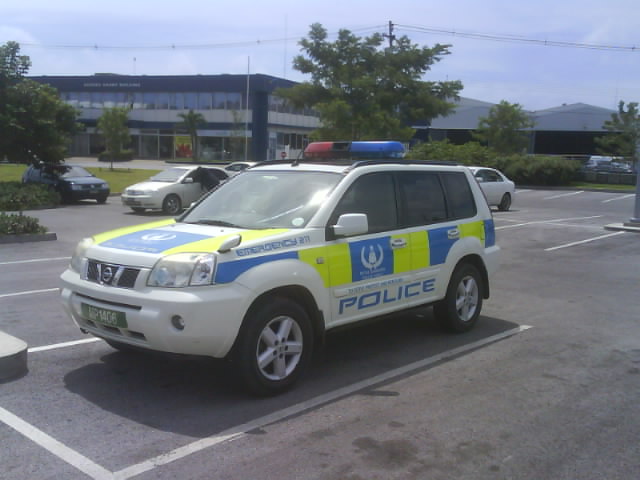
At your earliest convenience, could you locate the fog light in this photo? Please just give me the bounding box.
[171,315,185,330]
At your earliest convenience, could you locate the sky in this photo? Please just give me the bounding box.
[2,0,639,111]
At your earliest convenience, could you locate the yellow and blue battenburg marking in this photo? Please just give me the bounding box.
[92,218,495,286]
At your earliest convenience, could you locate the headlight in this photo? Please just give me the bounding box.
[70,237,94,273]
[148,253,216,288]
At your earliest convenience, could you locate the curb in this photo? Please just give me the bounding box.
[604,223,640,233]
[0,232,57,244]
[0,331,28,383]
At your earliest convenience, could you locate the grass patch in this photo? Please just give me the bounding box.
[0,163,161,194]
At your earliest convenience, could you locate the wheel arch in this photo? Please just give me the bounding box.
[455,254,490,299]
[232,285,326,355]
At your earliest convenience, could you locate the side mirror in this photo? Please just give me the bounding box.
[332,213,368,237]
[183,177,194,184]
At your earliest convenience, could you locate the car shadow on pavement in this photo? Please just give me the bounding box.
[62,309,520,439]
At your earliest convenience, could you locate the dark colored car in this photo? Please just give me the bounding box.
[22,164,110,204]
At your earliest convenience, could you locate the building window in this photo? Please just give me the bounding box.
[198,93,212,110]
[213,92,226,109]
[143,93,156,110]
[156,93,169,110]
[184,92,197,110]
[91,92,104,108]
[227,92,242,110]
[169,93,181,110]
[132,93,143,109]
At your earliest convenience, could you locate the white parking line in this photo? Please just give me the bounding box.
[0,257,70,266]
[543,191,584,200]
[0,288,59,299]
[544,231,625,251]
[602,194,635,204]
[495,215,602,230]
[112,325,532,480]
[29,338,101,353]
[0,406,113,480]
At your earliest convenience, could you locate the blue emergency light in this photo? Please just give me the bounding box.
[303,141,405,160]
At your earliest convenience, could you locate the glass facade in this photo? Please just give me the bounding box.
[49,75,319,161]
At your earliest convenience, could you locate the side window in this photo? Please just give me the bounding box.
[331,173,397,233]
[487,171,502,182]
[441,172,477,220]
[397,172,447,226]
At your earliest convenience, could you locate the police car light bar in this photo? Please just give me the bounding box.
[303,141,405,160]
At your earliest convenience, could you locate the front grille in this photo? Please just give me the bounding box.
[86,260,140,288]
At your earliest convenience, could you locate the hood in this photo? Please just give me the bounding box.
[64,176,107,185]
[125,181,173,193]
[88,219,291,267]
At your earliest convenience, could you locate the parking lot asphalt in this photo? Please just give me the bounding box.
[1,189,639,479]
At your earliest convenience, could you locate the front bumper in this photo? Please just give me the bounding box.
[60,268,250,358]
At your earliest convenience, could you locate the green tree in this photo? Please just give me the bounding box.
[474,100,534,155]
[97,107,131,166]
[278,23,462,142]
[1,41,78,164]
[595,101,640,162]
[176,110,206,160]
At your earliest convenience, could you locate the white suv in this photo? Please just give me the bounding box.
[60,141,500,395]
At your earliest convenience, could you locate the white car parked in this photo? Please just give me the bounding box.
[121,166,228,214]
[469,167,515,211]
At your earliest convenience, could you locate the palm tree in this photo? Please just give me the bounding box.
[176,110,206,160]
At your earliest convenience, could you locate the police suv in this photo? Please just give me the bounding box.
[60,141,500,395]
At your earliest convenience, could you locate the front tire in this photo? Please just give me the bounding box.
[434,263,483,333]
[162,194,181,215]
[234,297,313,396]
[498,193,511,211]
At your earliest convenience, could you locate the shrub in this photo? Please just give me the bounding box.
[407,141,581,186]
[0,212,48,235]
[0,182,60,211]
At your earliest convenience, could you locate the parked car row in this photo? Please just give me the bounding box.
[21,160,517,215]
[581,155,634,173]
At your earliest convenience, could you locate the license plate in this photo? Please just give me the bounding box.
[81,303,127,328]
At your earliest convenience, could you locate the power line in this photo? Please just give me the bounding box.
[396,23,638,52]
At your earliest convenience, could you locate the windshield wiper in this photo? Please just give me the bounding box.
[188,219,244,228]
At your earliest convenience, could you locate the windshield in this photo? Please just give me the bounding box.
[149,168,190,183]
[182,170,342,229]
[59,166,93,178]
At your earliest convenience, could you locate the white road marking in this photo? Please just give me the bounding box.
[544,231,625,251]
[543,191,584,200]
[602,194,635,204]
[0,256,70,266]
[0,406,113,480]
[112,325,532,480]
[0,288,59,299]
[515,189,532,193]
[28,338,101,353]
[495,215,602,230]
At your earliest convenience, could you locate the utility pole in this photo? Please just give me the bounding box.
[383,20,396,48]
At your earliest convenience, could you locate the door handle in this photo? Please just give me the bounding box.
[447,228,460,240]
[390,238,407,248]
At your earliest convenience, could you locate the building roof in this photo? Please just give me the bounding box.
[531,103,615,132]
[428,98,615,133]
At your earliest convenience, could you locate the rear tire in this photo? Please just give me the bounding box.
[498,193,511,211]
[234,297,313,396]
[434,263,483,333]
[162,194,181,215]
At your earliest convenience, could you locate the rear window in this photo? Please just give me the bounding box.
[440,172,477,220]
